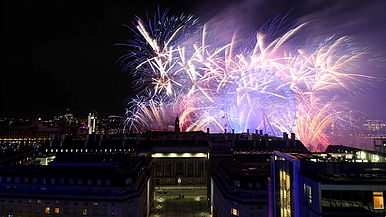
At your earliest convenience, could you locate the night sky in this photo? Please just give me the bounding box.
[1,0,385,119]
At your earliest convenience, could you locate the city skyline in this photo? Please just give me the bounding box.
[1,0,385,121]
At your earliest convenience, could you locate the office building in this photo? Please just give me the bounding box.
[272,148,386,217]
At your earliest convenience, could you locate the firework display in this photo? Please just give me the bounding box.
[115,9,373,148]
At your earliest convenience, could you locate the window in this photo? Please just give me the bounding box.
[304,184,312,206]
[7,177,11,183]
[83,208,88,215]
[97,179,101,186]
[93,202,99,206]
[256,182,261,189]
[26,206,32,213]
[33,177,38,184]
[15,177,20,183]
[166,179,170,184]
[87,179,92,186]
[24,177,29,183]
[60,178,65,185]
[41,178,46,184]
[106,179,111,186]
[36,200,42,204]
[55,207,60,214]
[36,207,41,213]
[78,179,83,185]
[231,208,239,216]
[189,178,193,184]
[45,207,51,214]
[51,178,55,184]
[69,179,74,185]
[249,183,253,189]
[74,208,79,215]
[17,206,22,212]
[125,178,132,185]
[374,191,384,209]
[55,200,60,205]
[234,180,240,187]
[27,199,32,204]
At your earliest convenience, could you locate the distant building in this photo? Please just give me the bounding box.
[88,112,98,134]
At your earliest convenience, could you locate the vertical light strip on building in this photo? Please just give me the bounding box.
[280,169,291,217]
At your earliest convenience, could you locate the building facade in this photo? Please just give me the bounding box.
[0,152,154,217]
[272,149,386,217]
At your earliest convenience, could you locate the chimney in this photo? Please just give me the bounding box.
[265,134,269,147]
[247,129,249,134]
[283,132,289,146]
[291,133,295,141]
[99,134,103,147]
[232,129,235,135]
[224,129,227,134]
[291,133,296,146]
[207,128,210,134]
[260,130,263,135]
[60,133,65,147]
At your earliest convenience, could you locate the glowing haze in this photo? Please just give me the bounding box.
[115,4,380,149]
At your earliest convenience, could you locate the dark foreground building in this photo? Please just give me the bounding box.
[272,150,386,217]
[0,152,154,217]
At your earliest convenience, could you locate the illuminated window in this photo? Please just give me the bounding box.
[55,207,60,214]
[36,200,41,204]
[280,169,291,217]
[93,202,99,206]
[304,184,312,206]
[231,208,239,216]
[83,208,88,215]
[45,207,50,214]
[374,191,384,209]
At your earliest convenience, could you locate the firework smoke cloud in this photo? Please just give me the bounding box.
[115,2,382,149]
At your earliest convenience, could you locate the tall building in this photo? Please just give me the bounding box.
[88,112,97,134]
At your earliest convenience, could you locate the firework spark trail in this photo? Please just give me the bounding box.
[115,9,375,149]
